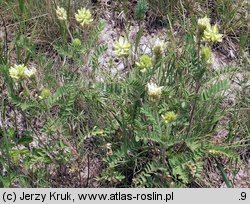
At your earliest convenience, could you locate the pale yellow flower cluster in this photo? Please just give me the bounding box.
[136,55,153,73]
[72,38,81,47]
[196,17,223,64]
[147,82,164,101]
[56,6,93,26]
[161,111,177,124]
[75,8,93,26]
[113,37,131,57]
[197,16,210,32]
[152,39,166,64]
[203,24,223,43]
[39,89,51,100]
[153,39,166,56]
[9,64,36,81]
[197,17,223,43]
[56,7,67,21]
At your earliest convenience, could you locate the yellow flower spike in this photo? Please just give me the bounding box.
[147,82,164,101]
[201,46,213,64]
[161,111,177,124]
[9,64,37,81]
[113,36,131,58]
[153,39,166,56]
[39,89,51,100]
[136,54,153,72]
[75,8,93,26]
[203,24,223,43]
[9,64,26,80]
[153,39,166,63]
[56,7,67,21]
[197,16,211,32]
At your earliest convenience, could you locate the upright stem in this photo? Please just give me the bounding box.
[187,83,201,135]
[66,22,74,41]
[187,33,202,135]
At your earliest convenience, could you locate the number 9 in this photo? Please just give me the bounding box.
[241,192,246,200]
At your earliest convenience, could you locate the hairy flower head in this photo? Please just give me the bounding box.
[162,111,177,123]
[197,16,211,32]
[24,67,36,78]
[153,39,166,63]
[75,8,93,26]
[39,89,51,100]
[147,82,164,101]
[153,39,165,56]
[113,36,131,57]
[72,38,81,47]
[136,55,153,72]
[56,7,67,21]
[203,24,223,43]
[9,64,36,81]
[9,64,26,80]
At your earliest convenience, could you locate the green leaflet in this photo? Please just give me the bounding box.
[201,79,230,101]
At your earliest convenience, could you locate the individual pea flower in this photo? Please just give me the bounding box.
[201,46,212,64]
[139,68,147,73]
[39,88,51,100]
[147,82,164,101]
[56,7,67,21]
[9,64,26,80]
[72,38,81,47]
[203,24,223,43]
[197,16,211,32]
[136,54,153,73]
[24,67,36,78]
[75,8,93,26]
[161,111,177,124]
[113,36,131,57]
